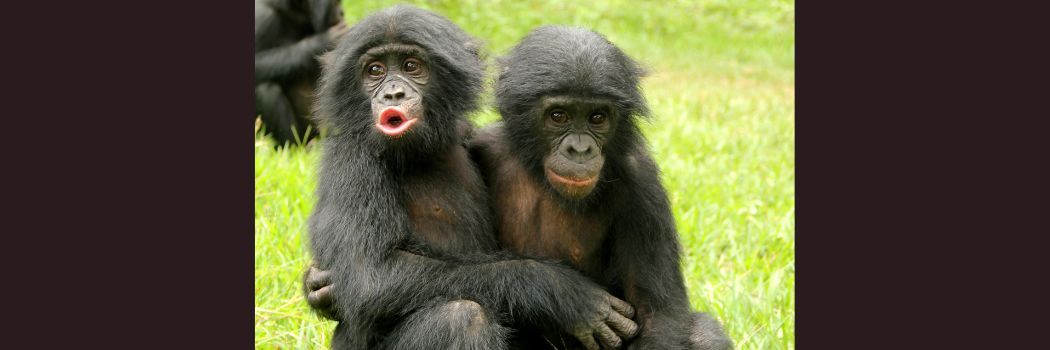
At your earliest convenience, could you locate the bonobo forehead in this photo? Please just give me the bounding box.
[540,95,615,112]
[359,44,429,64]
[496,25,648,121]
[339,5,480,69]
[509,27,637,85]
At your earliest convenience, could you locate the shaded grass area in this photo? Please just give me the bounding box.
[255,0,794,349]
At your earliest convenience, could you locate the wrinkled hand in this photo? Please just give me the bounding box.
[303,261,337,320]
[568,292,639,349]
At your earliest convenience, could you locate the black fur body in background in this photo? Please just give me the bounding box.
[308,6,635,350]
[254,0,342,146]
[468,26,733,349]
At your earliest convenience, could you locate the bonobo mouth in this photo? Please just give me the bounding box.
[545,168,598,188]
[376,107,418,137]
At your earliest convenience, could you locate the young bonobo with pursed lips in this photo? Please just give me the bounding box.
[307,6,638,350]
[308,24,732,349]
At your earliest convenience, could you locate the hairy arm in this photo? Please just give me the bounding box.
[607,151,697,349]
[254,34,332,82]
[309,139,616,339]
[255,3,343,82]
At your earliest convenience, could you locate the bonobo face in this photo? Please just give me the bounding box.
[360,44,431,139]
[539,95,617,200]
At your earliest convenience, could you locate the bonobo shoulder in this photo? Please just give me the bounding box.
[622,141,659,175]
[457,119,477,147]
[466,122,515,178]
[467,122,507,157]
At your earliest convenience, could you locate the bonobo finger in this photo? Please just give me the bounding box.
[307,285,333,308]
[606,295,635,319]
[574,331,600,350]
[606,310,640,339]
[305,267,331,290]
[595,323,623,349]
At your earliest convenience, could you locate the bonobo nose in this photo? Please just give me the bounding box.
[569,142,591,155]
[562,136,597,163]
[382,83,406,103]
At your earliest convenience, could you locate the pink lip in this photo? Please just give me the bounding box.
[376,107,418,137]
[545,168,598,188]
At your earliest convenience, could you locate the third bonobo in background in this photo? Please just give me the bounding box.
[254,0,346,147]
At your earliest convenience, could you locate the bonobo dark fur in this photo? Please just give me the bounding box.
[467,26,733,349]
[254,0,343,146]
[309,7,636,350]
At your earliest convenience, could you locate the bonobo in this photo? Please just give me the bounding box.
[309,25,732,349]
[469,26,732,350]
[254,0,345,146]
[306,7,637,350]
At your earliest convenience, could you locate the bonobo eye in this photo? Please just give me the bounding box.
[366,62,386,78]
[402,58,424,75]
[589,113,607,125]
[549,110,569,124]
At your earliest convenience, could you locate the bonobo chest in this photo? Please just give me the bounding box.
[489,158,611,279]
[401,145,497,255]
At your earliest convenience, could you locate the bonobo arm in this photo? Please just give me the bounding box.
[254,32,332,82]
[309,140,635,347]
[607,151,720,349]
[305,252,639,349]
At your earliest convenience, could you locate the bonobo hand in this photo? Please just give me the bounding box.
[303,261,337,320]
[304,260,640,348]
[326,21,349,43]
[567,292,639,350]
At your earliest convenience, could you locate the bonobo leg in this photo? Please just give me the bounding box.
[255,82,312,147]
[689,312,732,350]
[381,300,510,350]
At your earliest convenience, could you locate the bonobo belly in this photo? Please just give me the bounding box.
[491,171,610,279]
[402,146,498,255]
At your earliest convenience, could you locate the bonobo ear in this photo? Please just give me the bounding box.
[318,51,336,69]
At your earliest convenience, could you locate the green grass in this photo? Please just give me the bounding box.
[255,0,794,349]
